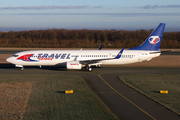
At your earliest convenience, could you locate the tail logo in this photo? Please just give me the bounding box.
[148,36,160,44]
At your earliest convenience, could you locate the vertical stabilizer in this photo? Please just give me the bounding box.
[129,23,166,51]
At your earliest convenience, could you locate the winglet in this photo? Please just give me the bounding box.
[98,44,103,50]
[115,48,124,59]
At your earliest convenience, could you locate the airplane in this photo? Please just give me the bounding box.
[6,23,166,71]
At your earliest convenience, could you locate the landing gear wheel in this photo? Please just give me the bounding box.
[88,67,92,72]
[21,67,24,71]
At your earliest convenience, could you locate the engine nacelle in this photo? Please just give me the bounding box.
[66,62,83,70]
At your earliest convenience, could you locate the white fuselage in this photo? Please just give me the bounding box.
[6,50,161,67]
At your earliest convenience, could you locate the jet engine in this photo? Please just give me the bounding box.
[66,61,85,70]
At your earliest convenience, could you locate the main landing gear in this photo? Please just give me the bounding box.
[85,65,93,72]
[88,67,92,72]
[86,64,101,72]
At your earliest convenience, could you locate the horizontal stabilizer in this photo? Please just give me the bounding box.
[150,50,172,54]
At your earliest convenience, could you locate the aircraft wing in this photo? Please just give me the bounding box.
[79,48,124,65]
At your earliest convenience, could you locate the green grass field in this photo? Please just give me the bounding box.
[120,74,180,115]
[0,74,118,120]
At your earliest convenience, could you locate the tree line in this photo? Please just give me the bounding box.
[0,29,180,48]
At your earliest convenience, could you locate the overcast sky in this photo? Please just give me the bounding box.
[0,0,180,32]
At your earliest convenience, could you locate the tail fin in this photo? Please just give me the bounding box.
[129,23,166,51]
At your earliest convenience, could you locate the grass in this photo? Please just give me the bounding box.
[0,74,118,120]
[120,74,180,115]
[0,82,32,120]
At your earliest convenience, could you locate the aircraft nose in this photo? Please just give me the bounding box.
[6,57,13,63]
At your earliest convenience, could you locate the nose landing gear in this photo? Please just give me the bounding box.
[21,67,24,71]
[15,65,24,71]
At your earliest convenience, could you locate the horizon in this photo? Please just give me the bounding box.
[0,26,179,32]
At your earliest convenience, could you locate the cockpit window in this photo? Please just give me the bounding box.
[12,55,19,57]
